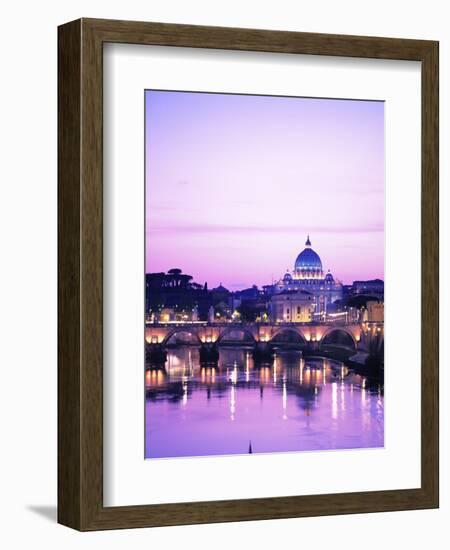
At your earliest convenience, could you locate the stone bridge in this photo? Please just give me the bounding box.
[145,321,383,351]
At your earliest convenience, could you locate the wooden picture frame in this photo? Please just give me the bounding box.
[58,18,439,531]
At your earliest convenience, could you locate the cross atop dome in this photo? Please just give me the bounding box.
[305,235,311,247]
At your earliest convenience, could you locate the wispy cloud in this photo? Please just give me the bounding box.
[147,223,384,235]
[151,204,200,214]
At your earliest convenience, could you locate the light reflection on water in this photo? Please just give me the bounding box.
[145,347,384,459]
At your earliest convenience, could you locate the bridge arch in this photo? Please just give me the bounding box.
[216,327,256,344]
[320,328,357,350]
[162,330,202,346]
[270,327,307,345]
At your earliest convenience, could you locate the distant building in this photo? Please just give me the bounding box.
[274,236,343,314]
[210,283,230,305]
[235,285,261,301]
[352,279,384,299]
[366,300,384,322]
[269,290,315,323]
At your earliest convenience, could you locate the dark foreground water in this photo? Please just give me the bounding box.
[145,347,384,459]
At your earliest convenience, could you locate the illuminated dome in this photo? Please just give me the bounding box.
[294,236,323,278]
[283,272,293,283]
[324,271,334,283]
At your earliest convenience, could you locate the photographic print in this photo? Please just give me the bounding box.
[144,90,384,459]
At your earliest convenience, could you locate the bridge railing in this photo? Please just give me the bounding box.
[145,320,359,328]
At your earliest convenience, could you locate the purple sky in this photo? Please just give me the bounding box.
[145,91,384,289]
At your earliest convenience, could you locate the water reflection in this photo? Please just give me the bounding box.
[145,347,384,459]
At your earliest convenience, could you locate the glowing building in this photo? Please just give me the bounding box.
[268,290,315,323]
[273,236,343,317]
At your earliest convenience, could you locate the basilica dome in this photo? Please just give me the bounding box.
[294,236,323,277]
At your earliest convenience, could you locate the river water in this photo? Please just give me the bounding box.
[145,347,384,459]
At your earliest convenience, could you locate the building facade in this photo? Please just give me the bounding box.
[268,290,315,323]
[365,300,384,323]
